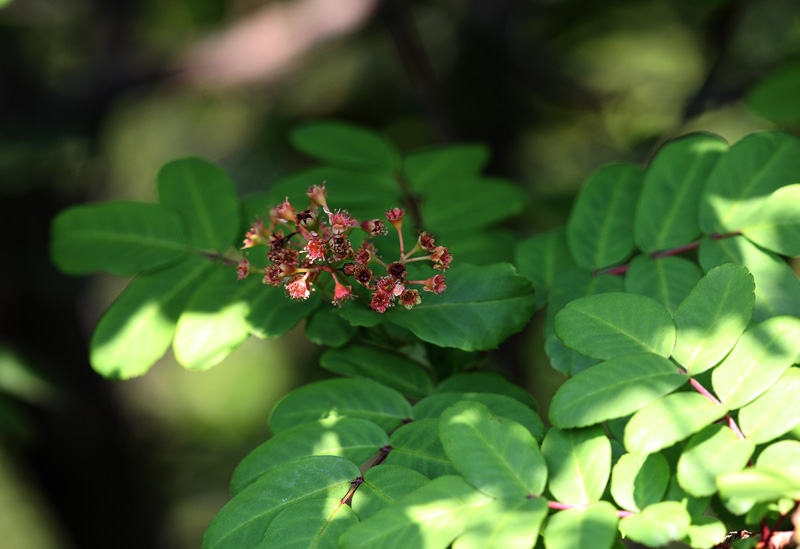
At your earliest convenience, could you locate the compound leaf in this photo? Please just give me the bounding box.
[350,465,430,521]
[624,255,702,316]
[385,419,457,479]
[258,498,358,549]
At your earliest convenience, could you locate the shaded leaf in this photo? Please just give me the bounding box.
[618,501,691,547]
[624,392,728,454]
[432,371,539,411]
[422,177,527,233]
[739,367,800,443]
[555,293,675,360]
[231,417,388,496]
[385,419,457,479]
[711,316,800,410]
[290,120,398,173]
[50,202,189,276]
[336,299,384,327]
[439,401,547,498]
[202,456,359,549]
[610,452,670,512]
[157,157,239,253]
[541,426,610,505]
[305,307,358,347]
[635,133,728,253]
[746,61,800,125]
[624,256,702,315]
[549,353,686,429]
[269,378,412,433]
[452,497,548,549]
[258,497,358,549]
[542,501,619,549]
[567,163,644,270]
[677,424,754,497]
[339,475,493,549]
[320,346,433,399]
[404,144,489,192]
[350,465,429,521]
[386,263,536,351]
[89,256,212,379]
[246,286,321,339]
[741,184,800,256]
[515,227,577,309]
[672,264,755,374]
[700,132,800,234]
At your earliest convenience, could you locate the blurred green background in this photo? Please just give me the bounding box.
[2,0,799,547]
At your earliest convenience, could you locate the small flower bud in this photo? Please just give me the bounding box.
[360,219,388,238]
[307,184,328,209]
[272,199,296,224]
[400,289,422,310]
[385,208,405,231]
[332,279,353,306]
[422,274,447,294]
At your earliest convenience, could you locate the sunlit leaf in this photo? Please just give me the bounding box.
[711,316,800,409]
[699,235,800,321]
[567,163,644,270]
[618,501,690,547]
[542,501,619,549]
[676,424,754,497]
[700,132,800,234]
[452,497,548,549]
[541,426,610,505]
[740,184,800,256]
[386,263,536,351]
[554,293,675,359]
[635,133,727,253]
[89,256,212,379]
[385,419,457,479]
[350,465,429,521]
[717,468,800,503]
[549,353,686,428]
[739,367,800,443]
[339,475,493,549]
[624,392,728,454]
[439,401,547,498]
[624,256,702,315]
[269,378,412,433]
[672,264,755,374]
[290,120,398,173]
[258,497,358,549]
[685,517,727,549]
[230,417,388,495]
[610,452,670,512]
[157,157,239,253]
[202,456,359,549]
[320,345,433,398]
[50,202,189,276]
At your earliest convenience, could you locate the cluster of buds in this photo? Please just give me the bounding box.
[237,184,451,312]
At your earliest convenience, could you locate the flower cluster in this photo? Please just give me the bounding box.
[237,184,451,312]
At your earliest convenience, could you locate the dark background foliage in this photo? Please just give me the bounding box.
[1,0,799,547]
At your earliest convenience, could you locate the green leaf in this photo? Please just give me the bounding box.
[677,424,754,497]
[746,61,800,125]
[717,468,800,503]
[290,120,398,173]
[268,378,412,433]
[567,163,644,270]
[739,367,800,443]
[634,133,728,253]
[258,498,358,549]
[305,307,358,347]
[432,371,539,411]
[230,417,388,496]
[699,235,800,321]
[89,256,212,379]
[757,440,800,480]
[385,419,457,479]
[339,475,493,549]
[202,455,359,549]
[554,293,675,360]
[350,465,429,521]
[541,426,610,505]
[452,497,548,549]
[414,392,544,440]
[246,285,321,339]
[663,474,710,518]
[515,228,577,309]
[386,263,537,351]
[157,157,239,253]
[172,265,256,370]
[711,316,800,410]
[549,353,687,428]
[618,501,691,547]
[50,202,189,276]
[700,132,800,234]
[672,264,755,374]
[438,401,547,498]
[439,228,518,266]
[610,452,670,512]
[319,346,433,399]
[685,517,727,549]
[624,392,728,454]
[422,177,527,233]
[624,256,702,315]
[335,299,384,328]
[404,144,489,192]
[741,184,800,256]
[542,501,619,549]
